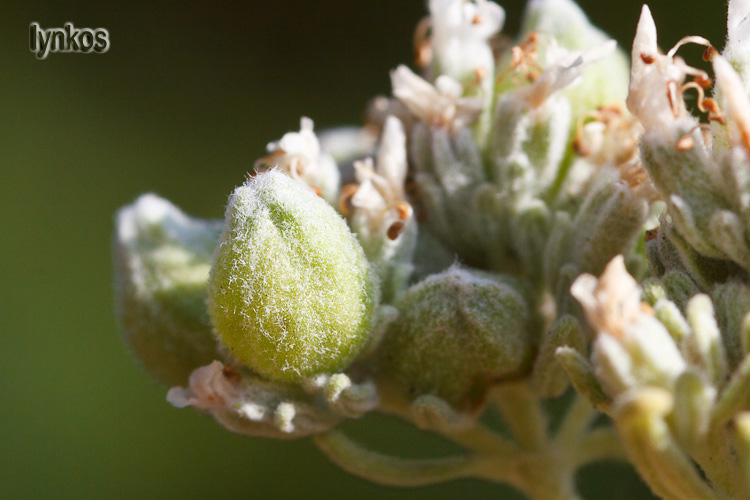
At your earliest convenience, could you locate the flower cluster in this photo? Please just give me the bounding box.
[114,0,750,499]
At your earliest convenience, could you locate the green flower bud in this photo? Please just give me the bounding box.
[377,266,530,411]
[208,170,377,383]
[114,194,223,387]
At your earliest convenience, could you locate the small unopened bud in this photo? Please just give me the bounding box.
[377,266,530,412]
[208,171,378,383]
[114,195,224,387]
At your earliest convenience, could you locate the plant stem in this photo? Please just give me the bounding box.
[314,430,478,487]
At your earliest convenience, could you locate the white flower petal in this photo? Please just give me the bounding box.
[626,5,694,132]
[714,55,750,152]
[376,116,408,195]
[728,0,750,48]
[428,0,504,81]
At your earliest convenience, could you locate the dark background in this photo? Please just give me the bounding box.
[0,1,724,499]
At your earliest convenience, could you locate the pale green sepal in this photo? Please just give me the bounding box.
[613,387,724,500]
[712,354,750,427]
[555,346,610,411]
[641,277,667,306]
[712,280,750,368]
[685,295,728,387]
[663,270,701,311]
[731,412,750,498]
[653,299,690,345]
[114,194,224,387]
[531,315,586,398]
[671,370,714,453]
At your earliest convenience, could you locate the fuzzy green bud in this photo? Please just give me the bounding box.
[114,194,223,387]
[208,170,377,383]
[377,266,530,411]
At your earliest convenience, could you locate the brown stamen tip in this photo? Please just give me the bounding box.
[694,74,712,89]
[676,134,695,151]
[702,46,719,62]
[474,66,487,82]
[311,186,322,197]
[395,202,413,221]
[222,365,240,382]
[640,53,655,64]
[573,137,589,156]
[472,14,482,25]
[741,129,750,158]
[601,104,623,115]
[387,221,405,240]
[416,45,432,68]
[704,98,719,111]
[413,17,432,68]
[405,178,418,195]
[338,183,359,216]
[645,228,659,241]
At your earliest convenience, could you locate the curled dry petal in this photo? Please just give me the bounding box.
[391,65,482,131]
[570,255,642,338]
[167,360,238,410]
[526,40,616,108]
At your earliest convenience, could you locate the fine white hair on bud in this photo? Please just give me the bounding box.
[114,194,224,387]
[377,266,530,412]
[208,170,378,383]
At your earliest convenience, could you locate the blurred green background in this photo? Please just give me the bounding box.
[0,1,724,499]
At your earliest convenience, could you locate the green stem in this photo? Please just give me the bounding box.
[572,427,627,467]
[492,382,548,450]
[440,422,522,457]
[313,430,478,487]
[615,390,728,500]
[472,452,581,500]
[380,389,520,457]
[553,393,598,446]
